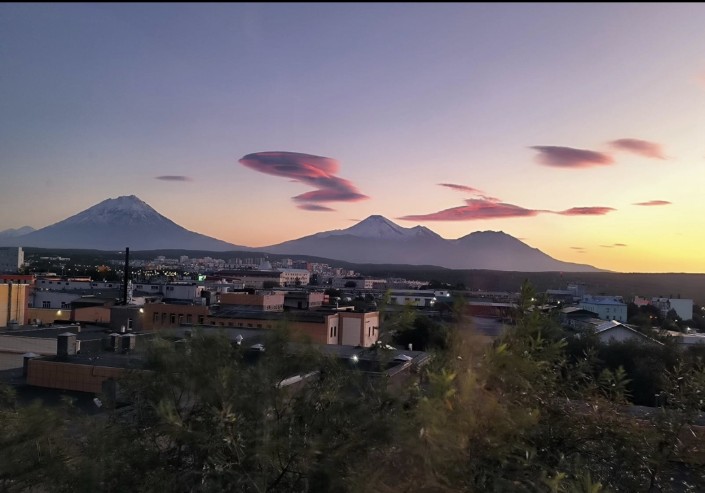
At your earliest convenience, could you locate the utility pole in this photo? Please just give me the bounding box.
[123,247,130,305]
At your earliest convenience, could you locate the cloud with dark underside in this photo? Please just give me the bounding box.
[438,183,484,194]
[531,146,614,168]
[397,198,542,221]
[239,151,368,210]
[601,243,627,248]
[155,175,193,182]
[633,200,671,206]
[608,138,665,159]
[297,204,335,212]
[556,207,616,216]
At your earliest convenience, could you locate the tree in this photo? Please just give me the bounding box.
[53,328,401,492]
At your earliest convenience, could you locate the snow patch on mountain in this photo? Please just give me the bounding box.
[316,215,441,240]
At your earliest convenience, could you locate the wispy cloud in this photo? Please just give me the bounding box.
[155,175,193,182]
[601,243,628,248]
[297,204,335,212]
[556,207,616,216]
[398,198,541,221]
[608,138,666,159]
[570,246,586,250]
[531,146,614,168]
[438,183,484,194]
[633,200,671,206]
[239,152,369,209]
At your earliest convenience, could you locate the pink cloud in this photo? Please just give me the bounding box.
[633,200,671,206]
[557,207,616,216]
[297,204,335,212]
[239,152,369,208]
[608,138,666,159]
[438,183,484,194]
[531,146,614,168]
[155,175,193,182]
[397,198,541,221]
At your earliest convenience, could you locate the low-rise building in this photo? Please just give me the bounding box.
[388,290,436,307]
[579,295,627,322]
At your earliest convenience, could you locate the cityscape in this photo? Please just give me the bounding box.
[1,4,705,492]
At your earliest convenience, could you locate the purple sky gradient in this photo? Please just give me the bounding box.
[1,4,704,272]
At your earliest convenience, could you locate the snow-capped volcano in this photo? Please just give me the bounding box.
[58,195,173,227]
[316,215,441,240]
[1,195,245,251]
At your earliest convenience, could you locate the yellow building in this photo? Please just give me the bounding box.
[0,283,27,328]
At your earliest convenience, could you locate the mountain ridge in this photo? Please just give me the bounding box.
[0,198,603,272]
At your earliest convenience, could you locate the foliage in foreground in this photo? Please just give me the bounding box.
[1,287,704,492]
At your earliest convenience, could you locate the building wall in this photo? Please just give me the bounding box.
[31,290,82,309]
[114,304,209,331]
[218,292,284,311]
[27,359,125,394]
[26,307,72,325]
[73,306,111,324]
[0,283,27,327]
[278,269,310,286]
[579,301,627,322]
[338,312,379,347]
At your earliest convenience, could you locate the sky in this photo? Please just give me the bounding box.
[1,3,704,273]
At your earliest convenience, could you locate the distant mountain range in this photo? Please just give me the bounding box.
[0,226,35,238]
[260,215,603,272]
[0,196,603,272]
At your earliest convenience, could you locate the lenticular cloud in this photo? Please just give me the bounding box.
[608,139,666,159]
[239,152,369,211]
[531,146,614,168]
[398,198,541,221]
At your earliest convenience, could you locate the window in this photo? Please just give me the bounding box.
[151,286,159,291]
[198,315,204,324]
[42,301,51,308]
[61,302,70,309]
[153,313,159,323]
[170,314,176,324]
[161,313,166,324]
[186,314,192,324]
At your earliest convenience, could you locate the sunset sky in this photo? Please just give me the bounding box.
[1,3,704,273]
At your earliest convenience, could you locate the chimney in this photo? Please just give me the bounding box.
[121,333,136,352]
[57,332,77,359]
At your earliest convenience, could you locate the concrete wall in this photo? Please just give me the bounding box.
[0,335,56,355]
